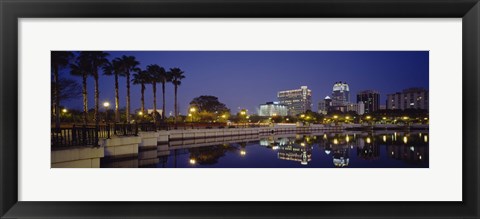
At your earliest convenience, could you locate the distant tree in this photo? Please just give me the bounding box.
[115,55,140,122]
[80,51,110,127]
[103,59,124,122]
[51,51,74,131]
[169,67,186,123]
[70,54,92,125]
[51,77,82,103]
[159,67,171,120]
[189,95,230,113]
[132,68,150,118]
[146,64,164,123]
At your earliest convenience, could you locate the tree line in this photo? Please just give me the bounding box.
[51,51,186,131]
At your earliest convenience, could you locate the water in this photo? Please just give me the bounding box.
[101,131,428,168]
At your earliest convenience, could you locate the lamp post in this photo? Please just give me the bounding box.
[189,107,196,123]
[103,101,110,124]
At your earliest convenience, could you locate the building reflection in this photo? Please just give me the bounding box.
[276,135,313,165]
[321,133,352,167]
[386,133,428,163]
[356,136,380,161]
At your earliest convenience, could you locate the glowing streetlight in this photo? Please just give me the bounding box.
[62,108,68,113]
[189,159,196,164]
[103,101,110,123]
[300,114,305,118]
[190,107,196,113]
[366,116,371,120]
[138,111,143,116]
[333,115,338,119]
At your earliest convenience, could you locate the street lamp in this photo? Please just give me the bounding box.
[103,101,110,123]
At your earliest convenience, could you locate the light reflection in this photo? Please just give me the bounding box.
[189,159,196,164]
[403,136,408,144]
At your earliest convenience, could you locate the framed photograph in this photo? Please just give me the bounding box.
[1,0,479,218]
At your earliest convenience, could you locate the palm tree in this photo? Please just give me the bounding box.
[70,55,92,126]
[103,59,123,123]
[132,68,149,118]
[159,68,171,121]
[51,51,74,131]
[83,51,110,127]
[146,64,164,123]
[116,55,140,122]
[169,67,186,123]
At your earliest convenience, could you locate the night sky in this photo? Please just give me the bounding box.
[59,51,429,115]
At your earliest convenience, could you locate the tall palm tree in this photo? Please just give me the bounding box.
[83,51,110,127]
[70,55,92,126]
[132,68,149,118]
[146,64,163,123]
[169,67,186,123]
[51,51,74,131]
[116,55,140,122]
[159,68,171,121]
[103,59,124,123]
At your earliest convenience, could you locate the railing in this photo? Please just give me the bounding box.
[51,125,98,148]
[113,123,138,136]
[138,122,157,132]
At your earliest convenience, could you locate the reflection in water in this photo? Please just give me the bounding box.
[100,131,429,168]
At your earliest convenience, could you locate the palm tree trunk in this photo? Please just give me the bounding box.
[54,65,60,132]
[82,73,88,126]
[141,83,145,116]
[174,84,178,124]
[162,81,166,120]
[126,71,131,122]
[114,73,120,122]
[153,83,157,123]
[94,72,99,128]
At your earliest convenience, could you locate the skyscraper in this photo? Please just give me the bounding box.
[277,86,312,116]
[318,96,332,115]
[357,90,380,113]
[386,87,429,110]
[331,81,350,107]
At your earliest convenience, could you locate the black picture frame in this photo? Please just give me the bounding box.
[1,0,479,218]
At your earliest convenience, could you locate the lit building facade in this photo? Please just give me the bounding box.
[386,88,429,110]
[318,96,332,115]
[258,102,288,117]
[277,86,312,116]
[356,90,380,113]
[331,81,350,107]
[346,102,365,115]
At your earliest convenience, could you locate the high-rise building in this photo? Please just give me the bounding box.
[386,88,429,110]
[346,102,365,115]
[318,96,332,115]
[277,86,312,116]
[357,90,380,113]
[258,102,288,117]
[331,81,350,107]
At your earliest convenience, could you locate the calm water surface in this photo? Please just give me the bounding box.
[101,131,428,168]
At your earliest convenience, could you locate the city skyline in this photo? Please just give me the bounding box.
[58,51,429,114]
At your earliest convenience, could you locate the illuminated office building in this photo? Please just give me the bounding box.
[277,86,312,116]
